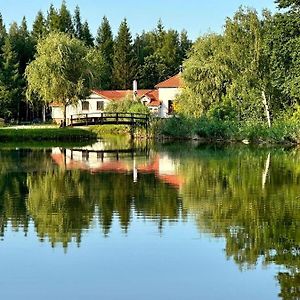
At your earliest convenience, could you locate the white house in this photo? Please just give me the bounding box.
[50,73,182,124]
[154,73,183,118]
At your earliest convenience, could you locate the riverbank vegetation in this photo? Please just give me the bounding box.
[163,0,300,143]
[154,116,300,144]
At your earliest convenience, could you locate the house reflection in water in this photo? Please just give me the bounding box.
[51,143,184,189]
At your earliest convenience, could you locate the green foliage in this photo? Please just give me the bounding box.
[73,6,83,40]
[154,116,194,138]
[178,8,272,123]
[0,38,22,119]
[81,21,94,47]
[105,94,150,114]
[113,19,136,89]
[32,11,46,42]
[154,115,300,144]
[96,16,114,89]
[25,32,97,123]
[134,20,192,88]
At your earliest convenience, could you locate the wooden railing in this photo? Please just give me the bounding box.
[69,112,150,127]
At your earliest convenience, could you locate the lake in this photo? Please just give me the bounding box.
[0,138,299,300]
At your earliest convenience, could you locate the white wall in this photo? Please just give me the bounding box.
[51,93,111,124]
[158,88,181,117]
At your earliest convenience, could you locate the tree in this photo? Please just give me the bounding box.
[177,8,272,122]
[73,6,83,40]
[25,32,97,125]
[81,21,94,47]
[275,0,300,9]
[137,53,168,88]
[0,38,22,119]
[58,0,74,35]
[96,16,114,89]
[0,13,6,56]
[179,30,192,61]
[32,11,47,43]
[46,4,60,33]
[113,19,136,89]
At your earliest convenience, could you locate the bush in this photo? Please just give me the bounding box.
[194,117,238,140]
[157,116,194,138]
[105,95,150,115]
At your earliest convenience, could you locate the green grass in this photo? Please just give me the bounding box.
[0,127,97,142]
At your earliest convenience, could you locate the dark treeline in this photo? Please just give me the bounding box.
[0,1,192,122]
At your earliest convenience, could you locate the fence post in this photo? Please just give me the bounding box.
[116,112,119,124]
[70,115,73,126]
[86,114,88,126]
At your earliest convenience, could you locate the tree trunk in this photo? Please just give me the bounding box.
[42,105,46,123]
[262,91,271,128]
[63,104,67,127]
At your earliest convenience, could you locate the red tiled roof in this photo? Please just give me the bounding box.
[143,90,160,107]
[92,90,131,101]
[155,73,183,88]
[50,89,161,108]
[93,89,161,107]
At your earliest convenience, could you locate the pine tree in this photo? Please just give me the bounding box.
[47,4,60,32]
[81,21,94,47]
[158,29,182,76]
[96,16,114,88]
[73,6,83,40]
[179,30,192,61]
[155,19,165,50]
[32,11,46,42]
[113,19,136,89]
[0,38,21,119]
[0,13,7,65]
[9,17,34,74]
[58,1,74,35]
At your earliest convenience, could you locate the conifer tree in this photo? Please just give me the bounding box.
[58,1,74,35]
[179,30,192,61]
[113,19,136,89]
[47,4,60,32]
[81,21,94,47]
[32,11,46,42]
[9,18,34,74]
[0,38,21,119]
[73,6,83,40]
[0,13,7,64]
[96,16,114,89]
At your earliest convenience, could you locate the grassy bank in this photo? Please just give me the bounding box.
[153,116,300,144]
[0,127,97,142]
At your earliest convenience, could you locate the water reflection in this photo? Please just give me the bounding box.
[0,142,300,298]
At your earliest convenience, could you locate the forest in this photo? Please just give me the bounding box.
[0,1,191,122]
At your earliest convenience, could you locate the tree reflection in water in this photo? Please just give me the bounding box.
[0,143,300,299]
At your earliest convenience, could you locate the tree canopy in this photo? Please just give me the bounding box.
[25,32,97,124]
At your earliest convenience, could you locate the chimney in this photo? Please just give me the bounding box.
[133,80,138,101]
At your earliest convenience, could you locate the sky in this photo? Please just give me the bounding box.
[0,0,277,40]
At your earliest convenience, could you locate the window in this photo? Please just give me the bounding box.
[168,100,174,114]
[97,101,104,111]
[82,101,90,111]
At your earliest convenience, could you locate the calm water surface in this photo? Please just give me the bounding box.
[0,139,299,300]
